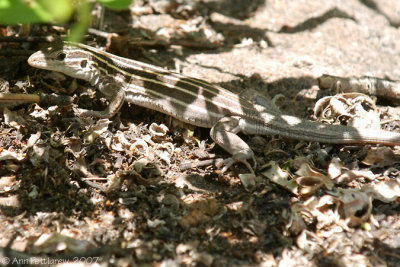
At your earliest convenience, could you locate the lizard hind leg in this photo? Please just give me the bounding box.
[210,116,256,174]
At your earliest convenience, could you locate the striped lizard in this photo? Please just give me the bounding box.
[28,42,400,172]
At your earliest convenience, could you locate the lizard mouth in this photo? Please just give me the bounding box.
[28,51,49,69]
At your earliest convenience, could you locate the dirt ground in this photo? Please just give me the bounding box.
[1,0,400,266]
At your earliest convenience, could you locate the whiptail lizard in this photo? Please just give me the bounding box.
[28,42,400,172]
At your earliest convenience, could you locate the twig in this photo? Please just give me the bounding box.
[0,93,40,103]
[318,74,400,100]
[39,93,73,105]
[0,36,58,43]
[88,28,111,39]
[0,93,73,106]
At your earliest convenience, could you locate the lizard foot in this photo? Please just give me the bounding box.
[216,153,256,174]
[73,106,89,117]
[73,106,113,119]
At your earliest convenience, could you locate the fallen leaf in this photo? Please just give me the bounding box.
[0,150,26,161]
[362,147,400,167]
[83,119,111,143]
[363,178,400,202]
[261,161,296,194]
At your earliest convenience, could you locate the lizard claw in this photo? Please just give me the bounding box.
[73,106,113,118]
[73,106,87,117]
[216,152,256,174]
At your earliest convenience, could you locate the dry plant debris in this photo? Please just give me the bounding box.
[318,74,400,100]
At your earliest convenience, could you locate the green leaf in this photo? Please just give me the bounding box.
[97,0,133,10]
[68,1,92,43]
[37,0,74,22]
[0,0,74,24]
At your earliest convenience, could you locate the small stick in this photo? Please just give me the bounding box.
[318,74,400,100]
[88,28,111,39]
[0,93,73,106]
[0,36,58,43]
[0,93,39,103]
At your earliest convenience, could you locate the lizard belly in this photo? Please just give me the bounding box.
[124,92,220,128]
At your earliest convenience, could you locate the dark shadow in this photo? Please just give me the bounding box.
[183,174,228,192]
[198,0,266,20]
[279,7,356,33]
[0,57,25,79]
[197,0,274,46]
[113,178,293,265]
[259,76,317,97]
[372,237,400,266]
[100,0,274,59]
[115,6,357,64]
[0,160,96,218]
[123,18,274,53]
[360,0,379,10]
[211,20,274,47]
[359,0,400,27]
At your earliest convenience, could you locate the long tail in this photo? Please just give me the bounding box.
[260,113,400,146]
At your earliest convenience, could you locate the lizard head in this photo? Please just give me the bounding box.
[28,42,99,82]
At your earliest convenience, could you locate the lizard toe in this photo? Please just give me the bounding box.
[217,153,255,174]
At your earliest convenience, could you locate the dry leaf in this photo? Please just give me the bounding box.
[295,163,334,192]
[3,107,25,128]
[327,157,345,179]
[0,195,19,207]
[239,173,257,191]
[329,96,352,117]
[313,93,380,130]
[0,150,26,161]
[335,169,376,183]
[362,147,399,167]
[261,161,296,194]
[296,176,325,196]
[130,139,149,156]
[287,203,311,235]
[307,195,341,230]
[26,132,41,149]
[149,122,169,136]
[296,230,323,255]
[333,188,372,227]
[29,104,49,119]
[363,178,400,202]
[83,119,111,143]
[0,175,18,193]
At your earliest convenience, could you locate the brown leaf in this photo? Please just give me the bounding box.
[363,178,400,203]
[362,147,400,167]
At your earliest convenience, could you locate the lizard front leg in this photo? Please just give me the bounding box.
[210,116,256,173]
[74,84,126,118]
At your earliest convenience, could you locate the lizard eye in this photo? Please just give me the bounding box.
[56,52,66,61]
[80,59,88,68]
